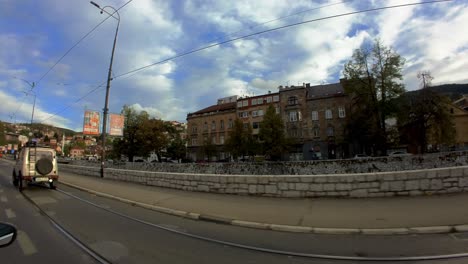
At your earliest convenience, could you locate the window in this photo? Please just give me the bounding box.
[273,95,279,102]
[275,107,280,114]
[203,122,208,131]
[211,121,216,130]
[253,122,260,129]
[242,100,248,107]
[325,109,332,119]
[252,99,257,105]
[338,107,346,118]
[212,136,216,144]
[327,126,335,136]
[257,98,263,105]
[266,97,272,103]
[252,110,258,117]
[312,111,318,121]
[288,96,298,105]
[220,135,225,144]
[237,101,243,108]
[191,125,198,133]
[313,127,320,138]
[289,111,298,122]
[258,109,264,116]
[220,120,224,129]
[191,138,198,145]
[228,119,233,128]
[243,112,248,118]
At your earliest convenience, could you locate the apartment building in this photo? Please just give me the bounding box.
[236,92,280,137]
[186,96,237,161]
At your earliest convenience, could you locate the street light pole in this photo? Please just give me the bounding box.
[90,1,120,178]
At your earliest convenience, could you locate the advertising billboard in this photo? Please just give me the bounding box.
[109,114,125,136]
[83,110,101,135]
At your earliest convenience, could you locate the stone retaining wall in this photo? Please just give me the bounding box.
[71,151,468,175]
[60,164,468,198]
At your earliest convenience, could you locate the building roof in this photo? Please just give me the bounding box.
[188,102,236,117]
[306,82,345,99]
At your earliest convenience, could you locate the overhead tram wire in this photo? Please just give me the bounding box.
[35,0,134,85]
[115,0,353,82]
[112,0,451,81]
[37,0,351,117]
[37,0,451,123]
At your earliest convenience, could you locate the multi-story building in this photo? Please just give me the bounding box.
[186,81,351,161]
[236,92,280,137]
[450,96,468,150]
[186,96,237,161]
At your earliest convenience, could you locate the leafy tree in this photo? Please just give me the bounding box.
[259,105,289,161]
[343,39,405,155]
[53,132,59,139]
[167,134,187,161]
[396,72,456,153]
[225,119,254,160]
[113,105,169,161]
[0,122,6,146]
[202,137,217,161]
[44,135,50,142]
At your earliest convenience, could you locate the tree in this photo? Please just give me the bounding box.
[202,137,217,161]
[0,122,6,146]
[53,132,59,139]
[396,72,456,153]
[44,135,50,142]
[112,105,170,161]
[259,105,289,161]
[167,134,187,161]
[225,119,247,160]
[343,39,406,155]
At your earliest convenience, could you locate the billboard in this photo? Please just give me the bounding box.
[109,114,125,136]
[83,110,101,135]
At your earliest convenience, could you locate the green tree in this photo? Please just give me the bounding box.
[167,134,187,161]
[0,122,6,146]
[202,137,217,161]
[53,132,59,139]
[44,135,50,142]
[113,105,170,161]
[225,119,254,160]
[396,72,455,153]
[343,39,406,155]
[259,105,288,161]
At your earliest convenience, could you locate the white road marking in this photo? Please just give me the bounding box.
[0,196,7,203]
[5,208,16,218]
[17,231,38,256]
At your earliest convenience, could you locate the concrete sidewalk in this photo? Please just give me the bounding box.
[56,170,468,234]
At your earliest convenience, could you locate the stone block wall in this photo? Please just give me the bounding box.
[60,164,468,198]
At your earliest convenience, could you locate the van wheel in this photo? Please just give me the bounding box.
[12,170,18,187]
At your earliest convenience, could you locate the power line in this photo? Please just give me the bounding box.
[113,0,451,80]
[35,0,134,85]
[37,0,451,124]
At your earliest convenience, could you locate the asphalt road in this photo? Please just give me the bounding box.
[2,160,468,264]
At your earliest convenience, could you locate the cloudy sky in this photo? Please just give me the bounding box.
[1,0,467,131]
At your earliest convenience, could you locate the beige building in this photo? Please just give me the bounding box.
[450,96,468,149]
[187,96,237,161]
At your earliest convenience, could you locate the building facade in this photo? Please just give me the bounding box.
[186,96,237,161]
[186,81,351,161]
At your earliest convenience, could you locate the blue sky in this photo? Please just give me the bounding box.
[1,0,467,131]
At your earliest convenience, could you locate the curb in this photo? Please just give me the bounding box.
[58,180,465,236]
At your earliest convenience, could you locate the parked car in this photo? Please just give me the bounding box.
[12,143,59,191]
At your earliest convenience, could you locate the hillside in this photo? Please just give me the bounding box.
[428,83,468,100]
[2,122,77,137]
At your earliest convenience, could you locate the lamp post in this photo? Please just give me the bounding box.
[89,1,121,178]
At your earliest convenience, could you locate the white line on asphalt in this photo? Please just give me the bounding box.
[17,231,38,256]
[5,208,16,218]
[0,196,7,203]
